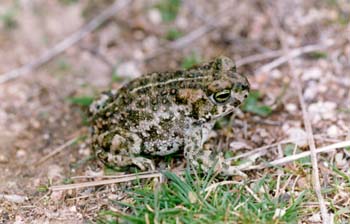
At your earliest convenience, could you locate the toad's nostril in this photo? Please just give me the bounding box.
[235,83,249,92]
[233,100,240,107]
[242,84,249,91]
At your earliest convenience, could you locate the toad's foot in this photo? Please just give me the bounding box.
[96,148,155,171]
[131,157,155,171]
[194,150,247,177]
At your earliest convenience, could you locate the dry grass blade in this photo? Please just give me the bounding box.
[265,3,330,222]
[255,41,334,73]
[228,139,293,161]
[48,140,350,192]
[34,136,79,166]
[50,172,163,191]
[269,140,350,167]
[236,42,333,68]
[0,0,132,84]
[244,140,350,170]
[203,181,241,199]
[228,133,348,162]
[145,1,235,61]
[244,186,261,203]
[236,49,283,67]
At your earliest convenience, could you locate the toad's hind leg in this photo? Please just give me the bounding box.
[96,148,155,171]
[94,128,155,171]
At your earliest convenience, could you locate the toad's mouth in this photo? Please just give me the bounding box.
[211,108,235,120]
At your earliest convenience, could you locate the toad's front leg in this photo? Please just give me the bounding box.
[183,128,246,177]
[183,127,215,173]
[193,149,247,177]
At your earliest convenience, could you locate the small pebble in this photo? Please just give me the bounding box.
[148,9,162,25]
[308,212,321,222]
[327,125,340,138]
[117,61,141,78]
[0,194,27,203]
[302,67,322,81]
[69,206,77,212]
[285,103,297,113]
[285,127,307,147]
[270,69,282,79]
[273,208,286,220]
[16,149,26,158]
[47,165,63,181]
[229,141,252,151]
[50,191,64,201]
[335,152,347,167]
[0,154,9,163]
[303,86,318,100]
[308,101,337,123]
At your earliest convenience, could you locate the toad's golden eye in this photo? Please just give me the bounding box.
[213,89,231,103]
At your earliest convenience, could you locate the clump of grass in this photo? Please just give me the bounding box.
[181,53,201,69]
[97,169,305,223]
[284,144,311,165]
[59,0,79,5]
[67,95,94,125]
[56,58,72,72]
[242,90,273,117]
[67,96,94,107]
[111,70,130,84]
[112,71,124,83]
[0,8,18,30]
[155,0,181,22]
[36,185,49,193]
[165,28,183,41]
[307,51,328,59]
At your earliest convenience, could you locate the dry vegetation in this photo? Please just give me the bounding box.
[0,0,349,223]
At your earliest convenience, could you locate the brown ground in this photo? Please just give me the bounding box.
[0,0,349,223]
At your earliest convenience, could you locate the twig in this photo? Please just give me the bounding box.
[247,140,350,170]
[255,41,334,74]
[78,45,114,70]
[0,0,131,84]
[244,140,350,170]
[35,136,79,166]
[144,1,235,61]
[226,133,346,164]
[264,4,330,222]
[236,49,283,67]
[48,140,350,191]
[236,41,334,68]
[227,137,302,161]
[282,32,331,224]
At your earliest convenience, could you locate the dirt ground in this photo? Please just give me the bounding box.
[0,0,349,223]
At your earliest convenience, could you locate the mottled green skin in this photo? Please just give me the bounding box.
[90,56,250,173]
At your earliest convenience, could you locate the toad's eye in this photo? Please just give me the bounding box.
[213,89,231,103]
